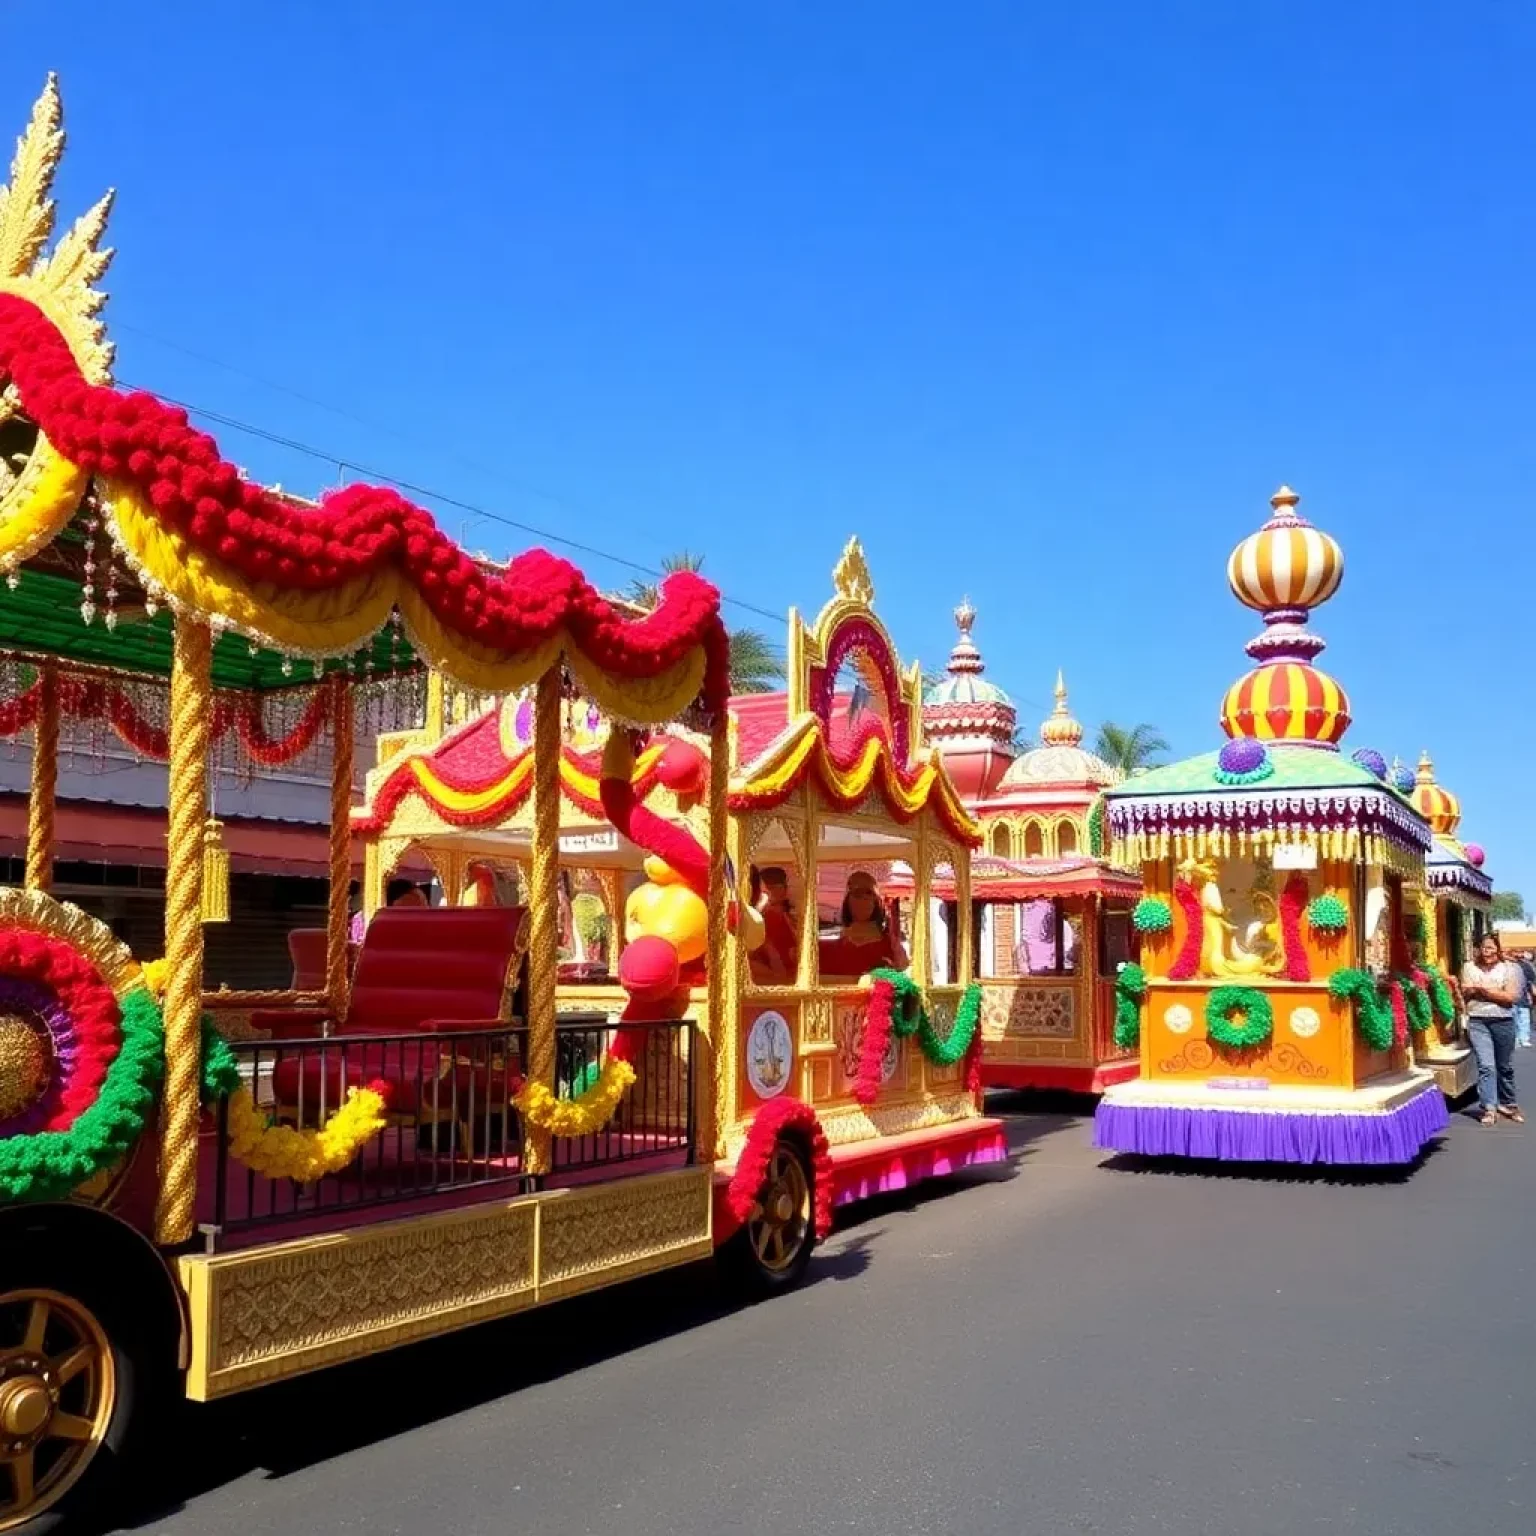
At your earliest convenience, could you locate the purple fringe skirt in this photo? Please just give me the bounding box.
[1094,1085,1449,1165]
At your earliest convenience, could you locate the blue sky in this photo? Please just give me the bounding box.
[9,3,1535,901]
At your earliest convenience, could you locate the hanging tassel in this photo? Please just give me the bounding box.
[201,816,230,923]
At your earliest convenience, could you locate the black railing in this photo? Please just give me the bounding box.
[204,1014,695,1245]
[551,1014,695,1175]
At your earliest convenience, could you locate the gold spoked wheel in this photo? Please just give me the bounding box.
[748,1144,811,1276]
[0,1289,116,1533]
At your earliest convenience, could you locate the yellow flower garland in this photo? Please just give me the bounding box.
[514,1058,636,1138]
[225,1084,388,1182]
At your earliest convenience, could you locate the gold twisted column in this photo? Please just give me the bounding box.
[155,619,213,1245]
[325,674,355,1016]
[704,711,728,1160]
[523,665,561,1176]
[24,661,58,892]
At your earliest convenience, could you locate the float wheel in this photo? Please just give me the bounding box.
[729,1135,816,1294]
[0,1268,156,1534]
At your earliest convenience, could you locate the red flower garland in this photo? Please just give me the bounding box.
[1169,879,1204,980]
[0,928,122,1129]
[0,683,41,736]
[0,294,730,713]
[235,689,329,766]
[727,1096,833,1239]
[1279,874,1311,982]
[854,979,898,1106]
[1387,979,1408,1048]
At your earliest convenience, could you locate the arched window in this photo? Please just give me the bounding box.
[989,822,1012,858]
[1023,821,1045,858]
[1057,819,1078,855]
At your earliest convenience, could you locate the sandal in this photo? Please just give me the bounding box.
[1498,1106,1525,1124]
[1480,1111,1498,1126]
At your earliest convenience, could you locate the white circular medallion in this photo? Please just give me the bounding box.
[746,1010,793,1099]
[1289,1006,1321,1040]
[1164,1003,1193,1035]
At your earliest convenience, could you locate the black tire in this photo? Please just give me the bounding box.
[0,1253,169,1536]
[721,1133,817,1296]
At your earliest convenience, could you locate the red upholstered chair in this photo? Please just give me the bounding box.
[268,907,529,1125]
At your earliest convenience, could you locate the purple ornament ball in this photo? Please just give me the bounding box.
[1351,747,1388,781]
[1218,738,1267,775]
[1393,765,1416,794]
[1464,843,1485,867]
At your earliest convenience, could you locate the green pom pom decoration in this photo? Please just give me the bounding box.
[1087,798,1107,859]
[200,1014,242,1101]
[1396,972,1432,1034]
[1306,894,1349,935]
[1113,962,1147,1049]
[869,968,982,1066]
[1329,967,1393,1051]
[1204,984,1274,1049]
[1132,897,1173,934]
[1421,966,1456,1025]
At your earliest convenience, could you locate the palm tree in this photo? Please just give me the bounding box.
[1094,721,1169,776]
[626,552,785,695]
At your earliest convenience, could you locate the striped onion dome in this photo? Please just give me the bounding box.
[1226,487,1343,615]
[1410,750,1461,835]
[1220,660,1351,746]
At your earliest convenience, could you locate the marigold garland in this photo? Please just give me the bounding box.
[1131,897,1172,934]
[1279,874,1311,982]
[1113,962,1147,1049]
[727,1096,833,1239]
[225,1082,389,1182]
[1306,893,1349,935]
[1170,879,1204,980]
[855,971,982,1106]
[1204,984,1274,1049]
[0,292,731,718]
[514,1058,636,1138]
[0,985,162,1204]
[1329,967,1395,1052]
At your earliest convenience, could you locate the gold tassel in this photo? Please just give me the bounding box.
[201,816,230,924]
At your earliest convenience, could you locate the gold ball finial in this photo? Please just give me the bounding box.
[1269,485,1301,516]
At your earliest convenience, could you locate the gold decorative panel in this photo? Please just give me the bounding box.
[180,1167,713,1400]
[982,981,1077,1039]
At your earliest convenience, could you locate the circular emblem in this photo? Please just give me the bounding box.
[1289,1006,1321,1039]
[1164,1003,1194,1035]
[746,1010,793,1100]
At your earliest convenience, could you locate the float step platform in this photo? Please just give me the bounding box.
[826,1116,1008,1207]
[1094,1071,1448,1166]
[1419,1046,1477,1102]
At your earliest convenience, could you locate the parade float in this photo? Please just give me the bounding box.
[1406,751,1490,1099]
[911,604,1141,1092]
[350,538,1003,1218]
[0,80,1003,1533]
[1094,488,1449,1164]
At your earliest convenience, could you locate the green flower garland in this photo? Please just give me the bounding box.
[1420,965,1456,1025]
[1131,897,1172,934]
[1306,893,1349,935]
[1395,972,1432,1034]
[869,968,982,1066]
[1113,962,1147,1049]
[200,1014,242,1100]
[1329,967,1394,1051]
[1087,798,1107,859]
[1204,984,1274,1049]
[0,986,164,1204]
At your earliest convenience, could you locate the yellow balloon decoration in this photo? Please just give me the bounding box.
[225,1084,388,1182]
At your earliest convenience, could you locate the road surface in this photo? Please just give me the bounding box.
[116,1099,1533,1535]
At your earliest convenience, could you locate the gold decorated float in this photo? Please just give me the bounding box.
[1095,488,1449,1164]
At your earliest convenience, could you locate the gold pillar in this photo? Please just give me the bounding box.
[155,619,213,1245]
[598,866,628,962]
[523,666,561,1176]
[705,710,729,1160]
[24,661,58,892]
[953,837,973,987]
[325,675,354,1015]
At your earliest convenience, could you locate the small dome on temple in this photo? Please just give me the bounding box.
[1000,673,1119,788]
[923,598,1013,708]
[1226,486,1345,616]
[1410,749,1462,836]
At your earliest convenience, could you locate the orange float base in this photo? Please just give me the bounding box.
[982,1059,1139,1094]
[713,1116,1007,1243]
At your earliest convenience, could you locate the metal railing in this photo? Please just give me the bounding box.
[205,1015,695,1245]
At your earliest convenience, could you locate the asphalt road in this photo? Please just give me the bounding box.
[115,1097,1533,1536]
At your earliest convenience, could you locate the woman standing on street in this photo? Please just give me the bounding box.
[1462,933,1524,1126]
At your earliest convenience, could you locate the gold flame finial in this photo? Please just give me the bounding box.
[0,75,116,383]
[831,536,874,605]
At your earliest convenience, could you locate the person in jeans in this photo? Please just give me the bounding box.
[1517,950,1536,1048]
[1462,933,1523,1125]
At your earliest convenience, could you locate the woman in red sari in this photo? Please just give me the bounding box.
[821,870,908,978]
